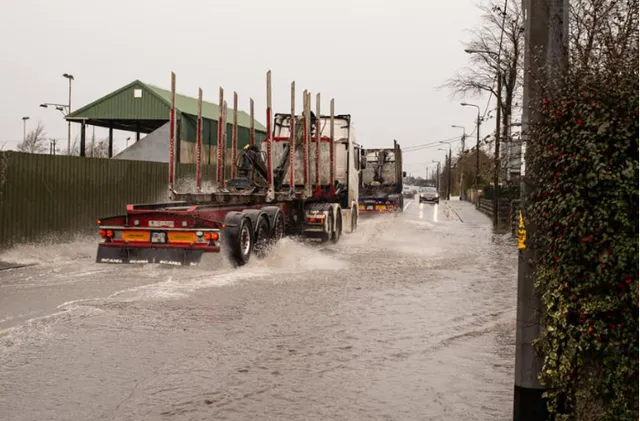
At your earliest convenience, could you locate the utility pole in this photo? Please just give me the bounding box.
[513,0,568,420]
[476,115,481,189]
[447,151,452,200]
[494,74,502,226]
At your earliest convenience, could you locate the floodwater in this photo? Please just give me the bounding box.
[0,199,518,421]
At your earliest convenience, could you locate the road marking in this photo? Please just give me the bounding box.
[403,200,412,211]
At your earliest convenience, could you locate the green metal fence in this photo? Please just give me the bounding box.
[0,151,216,249]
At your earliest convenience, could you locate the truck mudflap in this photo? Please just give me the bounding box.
[96,244,211,266]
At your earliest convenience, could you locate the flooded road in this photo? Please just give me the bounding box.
[0,199,518,421]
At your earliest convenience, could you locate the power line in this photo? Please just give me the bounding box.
[402,135,463,152]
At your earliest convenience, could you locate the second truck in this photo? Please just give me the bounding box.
[358,140,406,214]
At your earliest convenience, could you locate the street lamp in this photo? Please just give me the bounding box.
[451,125,467,201]
[438,144,452,200]
[22,116,30,142]
[439,141,453,199]
[63,73,74,155]
[40,103,69,115]
[465,48,501,226]
[432,159,441,192]
[461,102,482,192]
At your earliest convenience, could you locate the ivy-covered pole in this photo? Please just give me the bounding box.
[513,0,568,419]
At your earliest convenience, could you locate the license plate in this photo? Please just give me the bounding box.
[123,230,150,242]
[149,220,175,228]
[358,204,365,210]
[168,232,196,244]
[151,232,166,243]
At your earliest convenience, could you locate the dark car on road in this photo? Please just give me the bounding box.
[418,186,439,203]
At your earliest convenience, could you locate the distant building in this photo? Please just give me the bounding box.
[65,80,267,163]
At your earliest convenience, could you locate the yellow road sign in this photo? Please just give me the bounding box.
[518,210,526,249]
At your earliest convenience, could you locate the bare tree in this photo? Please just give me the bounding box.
[441,0,525,148]
[17,121,48,154]
[569,0,639,75]
[69,135,112,158]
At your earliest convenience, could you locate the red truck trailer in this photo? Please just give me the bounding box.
[96,71,362,267]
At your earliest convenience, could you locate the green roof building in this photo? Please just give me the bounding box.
[65,79,267,161]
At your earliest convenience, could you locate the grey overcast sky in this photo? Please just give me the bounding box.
[0,0,495,177]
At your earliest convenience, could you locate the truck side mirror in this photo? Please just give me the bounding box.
[402,171,407,178]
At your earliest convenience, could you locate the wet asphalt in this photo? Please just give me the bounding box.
[0,198,518,421]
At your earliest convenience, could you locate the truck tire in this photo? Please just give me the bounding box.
[331,210,342,244]
[222,212,253,267]
[351,206,358,232]
[253,215,271,259]
[261,206,285,244]
[320,209,334,243]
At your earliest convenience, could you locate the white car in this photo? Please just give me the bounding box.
[418,187,439,203]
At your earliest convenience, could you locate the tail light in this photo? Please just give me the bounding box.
[204,232,219,241]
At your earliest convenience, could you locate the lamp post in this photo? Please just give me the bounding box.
[439,141,453,199]
[63,73,74,155]
[432,160,441,192]
[22,116,30,142]
[451,125,466,200]
[465,48,502,225]
[461,102,481,192]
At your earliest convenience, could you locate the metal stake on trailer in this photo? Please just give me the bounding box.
[314,93,321,197]
[169,71,177,192]
[305,91,311,198]
[249,98,255,146]
[231,92,238,179]
[216,87,225,189]
[289,81,296,195]
[222,100,228,188]
[266,71,274,201]
[302,89,309,198]
[329,98,335,195]
[196,87,203,192]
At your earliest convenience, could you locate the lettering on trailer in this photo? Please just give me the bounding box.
[100,258,124,263]
[518,210,526,249]
[130,260,150,264]
[149,220,175,228]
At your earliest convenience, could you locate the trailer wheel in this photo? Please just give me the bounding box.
[222,214,253,267]
[351,206,358,232]
[253,216,270,259]
[270,210,285,244]
[320,209,334,243]
[331,210,342,244]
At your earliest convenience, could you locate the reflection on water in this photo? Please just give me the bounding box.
[418,202,439,222]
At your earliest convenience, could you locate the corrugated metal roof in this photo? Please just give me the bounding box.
[145,84,264,131]
[67,80,266,132]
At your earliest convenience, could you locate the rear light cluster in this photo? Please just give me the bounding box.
[198,231,219,241]
[100,229,113,238]
[307,217,324,224]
